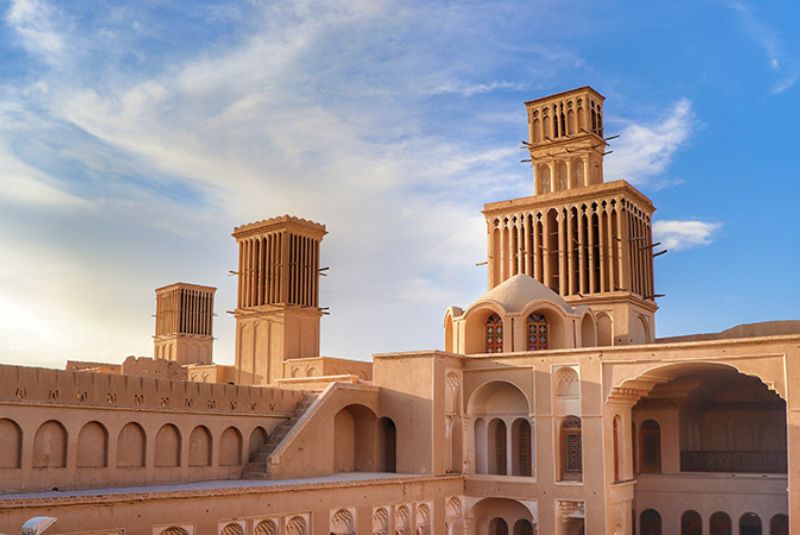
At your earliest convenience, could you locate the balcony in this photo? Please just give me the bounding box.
[680,450,787,474]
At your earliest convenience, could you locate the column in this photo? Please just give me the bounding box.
[599,208,607,293]
[498,223,505,282]
[522,214,530,276]
[237,240,244,308]
[567,209,575,295]
[578,209,586,296]
[533,217,541,282]
[558,211,567,295]
[606,203,619,292]
[588,210,596,294]
[548,161,556,193]
[566,159,572,189]
[582,156,590,187]
[519,218,525,275]
[543,215,551,287]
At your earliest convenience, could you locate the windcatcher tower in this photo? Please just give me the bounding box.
[154,283,215,365]
[483,86,657,345]
[232,215,326,385]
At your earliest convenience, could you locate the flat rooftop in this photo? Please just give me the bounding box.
[0,473,454,507]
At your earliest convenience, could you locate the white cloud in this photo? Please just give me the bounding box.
[5,0,65,63]
[653,220,722,251]
[604,99,694,188]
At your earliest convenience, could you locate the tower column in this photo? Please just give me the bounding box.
[567,208,575,295]
[578,208,586,295]
[599,209,607,293]
[558,211,567,295]
[588,208,596,294]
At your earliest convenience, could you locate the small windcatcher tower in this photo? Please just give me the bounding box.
[483,86,657,345]
[154,283,215,365]
[232,215,326,385]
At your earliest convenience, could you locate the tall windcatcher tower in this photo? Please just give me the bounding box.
[483,86,657,345]
[154,283,215,365]
[232,215,326,385]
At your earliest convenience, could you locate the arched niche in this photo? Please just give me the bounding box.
[117,422,146,468]
[0,418,22,468]
[248,427,268,463]
[189,425,212,467]
[580,313,596,347]
[33,420,67,468]
[220,427,243,466]
[597,313,612,346]
[77,421,108,468]
[155,424,181,468]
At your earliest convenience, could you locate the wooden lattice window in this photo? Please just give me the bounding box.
[493,419,507,475]
[560,416,582,480]
[486,314,504,353]
[526,313,549,351]
[517,420,531,477]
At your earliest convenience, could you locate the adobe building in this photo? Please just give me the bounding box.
[0,86,797,535]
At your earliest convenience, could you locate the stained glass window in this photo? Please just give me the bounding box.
[527,313,549,351]
[486,314,504,353]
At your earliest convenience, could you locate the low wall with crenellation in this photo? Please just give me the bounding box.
[0,364,307,492]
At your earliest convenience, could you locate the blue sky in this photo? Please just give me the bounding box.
[0,0,798,368]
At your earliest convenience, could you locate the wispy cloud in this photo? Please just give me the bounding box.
[726,0,798,94]
[5,0,65,64]
[604,98,694,188]
[653,220,722,251]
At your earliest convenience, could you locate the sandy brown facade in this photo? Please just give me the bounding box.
[0,87,796,535]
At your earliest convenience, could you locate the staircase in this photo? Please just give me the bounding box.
[242,392,318,479]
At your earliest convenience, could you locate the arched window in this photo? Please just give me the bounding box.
[526,313,548,351]
[514,520,534,535]
[489,518,509,535]
[640,509,662,535]
[488,419,507,475]
[681,511,702,535]
[740,513,762,535]
[710,512,732,535]
[486,315,503,353]
[560,416,582,481]
[770,514,788,535]
[639,420,661,473]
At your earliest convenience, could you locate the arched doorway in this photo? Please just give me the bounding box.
[681,510,701,535]
[640,509,661,535]
[740,513,762,535]
[709,512,732,535]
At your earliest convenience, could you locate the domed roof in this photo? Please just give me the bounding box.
[477,274,574,314]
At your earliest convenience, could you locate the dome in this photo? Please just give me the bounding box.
[476,274,574,314]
